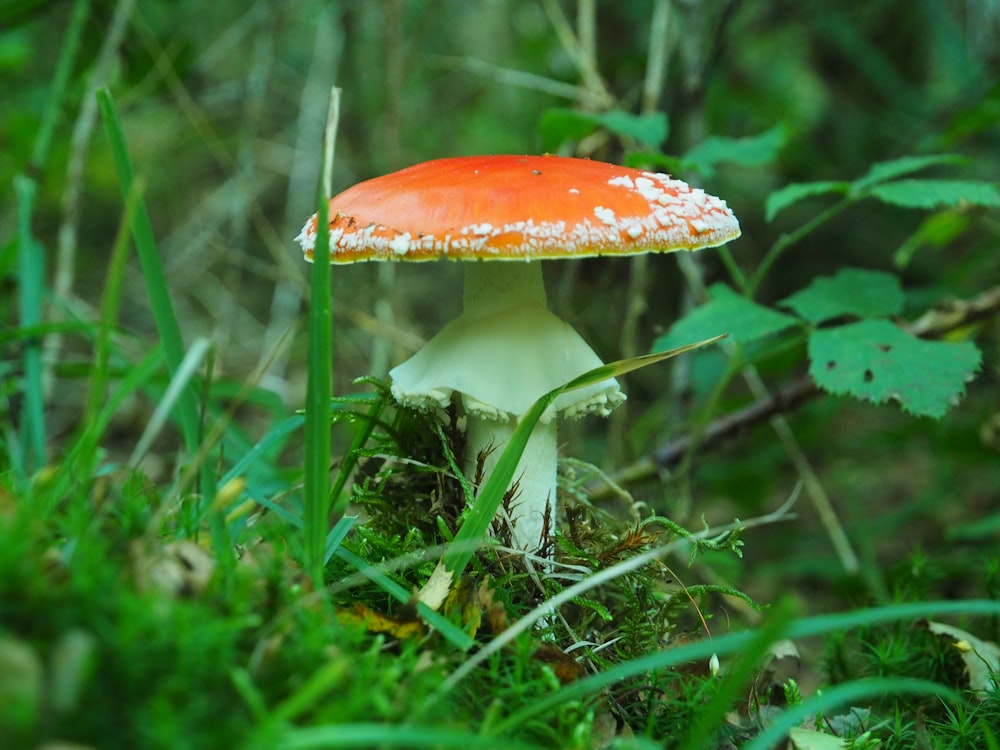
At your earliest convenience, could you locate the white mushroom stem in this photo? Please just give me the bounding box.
[461,262,557,551]
[389,261,624,553]
[465,406,557,552]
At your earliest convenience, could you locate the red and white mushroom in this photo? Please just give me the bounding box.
[298,155,740,553]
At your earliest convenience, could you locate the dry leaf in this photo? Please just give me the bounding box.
[337,603,425,640]
[442,576,510,637]
[922,619,999,693]
[417,563,453,612]
[131,539,214,597]
[534,642,586,684]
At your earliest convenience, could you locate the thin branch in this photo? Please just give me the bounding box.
[430,55,606,107]
[595,283,1000,491]
[540,0,613,106]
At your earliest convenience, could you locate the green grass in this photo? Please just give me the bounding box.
[3,4,1000,748]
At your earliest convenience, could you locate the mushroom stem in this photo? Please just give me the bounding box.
[461,261,556,551]
[462,259,547,313]
[389,260,623,555]
[465,405,557,552]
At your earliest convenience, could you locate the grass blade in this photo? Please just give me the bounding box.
[96,87,201,457]
[76,179,139,476]
[303,182,332,586]
[277,723,544,750]
[14,176,46,476]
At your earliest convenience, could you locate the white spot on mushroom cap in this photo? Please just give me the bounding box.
[594,206,617,227]
[389,233,412,256]
[465,223,495,236]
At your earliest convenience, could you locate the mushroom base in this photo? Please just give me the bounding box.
[465,414,557,553]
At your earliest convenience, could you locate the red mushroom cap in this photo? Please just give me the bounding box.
[297,155,740,262]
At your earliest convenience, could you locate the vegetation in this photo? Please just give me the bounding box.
[2,1,999,748]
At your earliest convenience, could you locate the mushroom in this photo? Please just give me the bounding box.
[297,155,740,553]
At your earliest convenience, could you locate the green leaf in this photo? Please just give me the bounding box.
[893,209,972,268]
[852,153,966,192]
[766,180,851,222]
[538,108,667,152]
[808,319,981,418]
[780,268,904,324]
[653,283,800,353]
[867,179,1000,210]
[681,125,788,177]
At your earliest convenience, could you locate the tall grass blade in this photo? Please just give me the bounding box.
[128,337,213,469]
[95,87,201,456]
[303,166,332,587]
[14,176,46,476]
[76,179,139,476]
[221,414,305,486]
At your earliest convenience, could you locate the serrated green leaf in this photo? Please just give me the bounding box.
[852,153,966,192]
[652,283,800,353]
[808,319,981,418]
[681,125,788,177]
[766,181,851,222]
[539,108,668,152]
[780,268,904,324]
[867,179,1000,210]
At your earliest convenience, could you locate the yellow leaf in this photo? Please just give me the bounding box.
[417,563,453,612]
[337,603,425,640]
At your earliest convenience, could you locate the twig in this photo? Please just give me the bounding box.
[430,55,606,107]
[539,0,612,106]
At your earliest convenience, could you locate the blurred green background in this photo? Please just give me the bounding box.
[2,0,998,604]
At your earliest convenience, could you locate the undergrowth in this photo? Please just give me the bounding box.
[4,2,1000,748]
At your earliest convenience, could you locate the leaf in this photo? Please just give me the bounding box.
[867,179,1000,210]
[681,125,788,177]
[787,728,851,750]
[442,577,509,638]
[653,283,801,353]
[417,563,453,611]
[808,319,981,418]
[923,620,1000,694]
[766,181,851,222]
[852,153,967,191]
[780,268,904,324]
[337,603,425,640]
[539,108,668,152]
[893,209,972,268]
